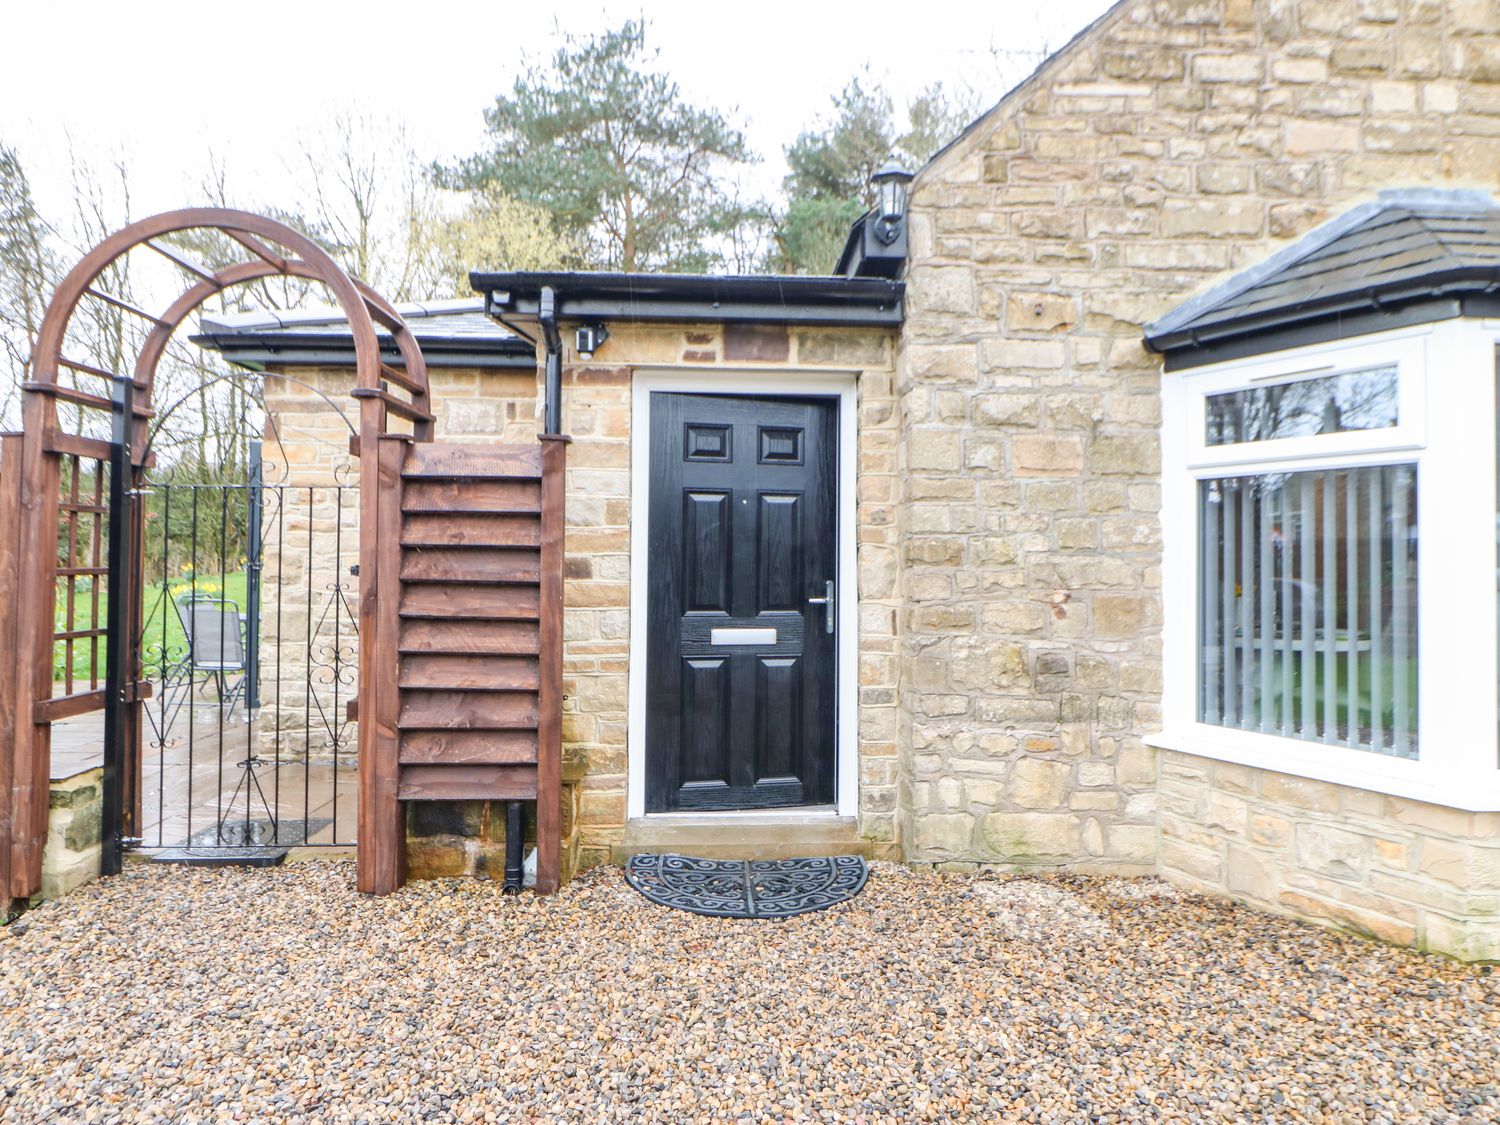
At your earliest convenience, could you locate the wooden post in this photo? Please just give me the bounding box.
[357,437,407,893]
[10,414,60,900]
[0,436,22,904]
[535,433,569,894]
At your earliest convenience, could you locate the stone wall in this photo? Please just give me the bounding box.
[900,0,1500,874]
[42,768,102,901]
[1159,751,1500,961]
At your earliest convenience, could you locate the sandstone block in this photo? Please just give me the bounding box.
[1108,823,1158,865]
[1226,844,1278,902]
[981,600,1049,633]
[1071,791,1120,811]
[1078,761,1115,787]
[909,429,964,471]
[1013,434,1084,477]
[910,266,976,314]
[976,696,1060,727]
[1285,121,1359,154]
[950,638,1028,691]
[980,337,1066,372]
[1205,790,1249,834]
[1260,772,1343,813]
[1249,813,1292,848]
[980,812,1082,860]
[1117,742,1157,786]
[1008,758,1072,809]
[1094,593,1151,638]
[1161,839,1222,883]
[1278,890,1416,946]
[906,344,979,382]
[1294,823,1369,882]
[1194,54,1264,83]
[1159,200,1263,237]
[1005,292,1078,333]
[1090,434,1159,475]
[914,813,975,855]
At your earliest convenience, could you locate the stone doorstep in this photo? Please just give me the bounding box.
[611,814,873,864]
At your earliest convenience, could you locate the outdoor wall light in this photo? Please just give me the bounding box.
[871,160,914,245]
[576,323,609,359]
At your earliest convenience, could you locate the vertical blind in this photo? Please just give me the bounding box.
[1199,464,1418,758]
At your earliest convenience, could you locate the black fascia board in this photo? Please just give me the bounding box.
[1158,293,1500,371]
[1148,264,1500,370]
[190,329,537,370]
[471,270,905,328]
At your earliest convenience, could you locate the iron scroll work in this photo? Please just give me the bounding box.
[625,853,869,919]
[1,208,432,902]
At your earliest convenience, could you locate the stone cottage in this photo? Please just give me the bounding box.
[202,0,1500,960]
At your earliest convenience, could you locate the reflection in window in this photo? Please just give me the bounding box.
[1206,366,1399,446]
[1199,464,1418,758]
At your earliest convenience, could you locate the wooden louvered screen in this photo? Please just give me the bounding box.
[366,439,565,893]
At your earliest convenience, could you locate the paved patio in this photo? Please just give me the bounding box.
[1,861,1495,1121]
[49,687,356,850]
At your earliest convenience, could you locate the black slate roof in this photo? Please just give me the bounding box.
[1145,190,1500,367]
[193,299,535,369]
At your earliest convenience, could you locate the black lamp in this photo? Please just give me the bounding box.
[871,160,914,245]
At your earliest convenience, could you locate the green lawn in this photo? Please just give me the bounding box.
[53,572,251,684]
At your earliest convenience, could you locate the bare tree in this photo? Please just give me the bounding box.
[0,144,57,430]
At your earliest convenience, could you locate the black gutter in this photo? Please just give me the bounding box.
[472,270,904,328]
[1155,294,1500,371]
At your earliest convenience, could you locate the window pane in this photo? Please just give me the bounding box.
[1206,366,1398,446]
[1198,464,1418,758]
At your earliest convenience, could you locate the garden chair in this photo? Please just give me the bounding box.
[175,595,250,721]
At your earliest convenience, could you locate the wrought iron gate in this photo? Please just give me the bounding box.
[123,425,360,858]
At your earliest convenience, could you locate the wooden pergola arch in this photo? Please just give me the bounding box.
[1,208,433,902]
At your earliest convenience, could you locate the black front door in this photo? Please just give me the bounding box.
[646,393,838,812]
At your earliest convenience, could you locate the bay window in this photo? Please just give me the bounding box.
[1155,323,1500,809]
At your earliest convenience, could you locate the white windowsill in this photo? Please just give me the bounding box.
[1146,727,1500,812]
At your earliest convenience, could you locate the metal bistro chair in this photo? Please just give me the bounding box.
[176,595,250,721]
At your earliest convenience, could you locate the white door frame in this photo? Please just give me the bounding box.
[626,368,860,819]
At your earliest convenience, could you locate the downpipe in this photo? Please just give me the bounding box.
[503,287,564,894]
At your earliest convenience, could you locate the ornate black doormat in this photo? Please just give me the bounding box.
[624,853,868,919]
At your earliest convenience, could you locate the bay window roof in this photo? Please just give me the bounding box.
[1145,189,1500,368]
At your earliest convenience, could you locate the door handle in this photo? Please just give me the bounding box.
[807,579,835,635]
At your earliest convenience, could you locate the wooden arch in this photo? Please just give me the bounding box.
[1,208,432,903]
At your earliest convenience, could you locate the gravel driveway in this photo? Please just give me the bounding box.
[2,860,1496,1122]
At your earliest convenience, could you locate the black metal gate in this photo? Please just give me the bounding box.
[102,375,359,861]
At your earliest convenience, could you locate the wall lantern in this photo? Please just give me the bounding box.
[871,160,914,245]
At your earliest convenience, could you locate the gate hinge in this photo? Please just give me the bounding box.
[349,564,359,576]
[119,836,143,849]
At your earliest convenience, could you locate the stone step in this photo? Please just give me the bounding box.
[610,814,872,864]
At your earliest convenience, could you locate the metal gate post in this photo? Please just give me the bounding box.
[100,376,137,877]
[245,440,262,712]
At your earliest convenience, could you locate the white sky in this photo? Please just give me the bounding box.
[3,0,1117,224]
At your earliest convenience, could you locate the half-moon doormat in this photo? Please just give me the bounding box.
[624,853,869,919]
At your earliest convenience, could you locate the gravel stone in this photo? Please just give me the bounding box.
[1,860,1497,1122]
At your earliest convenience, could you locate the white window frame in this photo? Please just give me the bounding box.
[1152,320,1500,810]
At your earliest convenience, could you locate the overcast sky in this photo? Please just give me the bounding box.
[4,0,1117,224]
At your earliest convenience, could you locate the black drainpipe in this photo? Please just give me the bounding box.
[504,286,563,893]
[538,285,563,436]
